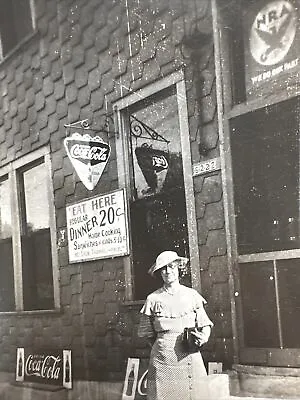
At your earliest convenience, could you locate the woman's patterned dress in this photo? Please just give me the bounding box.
[138,284,213,400]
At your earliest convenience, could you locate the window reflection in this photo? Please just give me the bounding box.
[0,0,33,57]
[0,177,15,311]
[0,178,12,239]
[21,162,54,310]
[23,163,50,231]
[129,88,184,200]
[240,262,279,348]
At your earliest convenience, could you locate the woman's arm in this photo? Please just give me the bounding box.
[138,314,156,347]
[191,325,211,347]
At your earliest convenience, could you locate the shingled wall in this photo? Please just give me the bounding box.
[0,0,233,381]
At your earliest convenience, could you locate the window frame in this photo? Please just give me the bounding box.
[113,70,201,301]
[0,147,59,313]
[0,0,36,60]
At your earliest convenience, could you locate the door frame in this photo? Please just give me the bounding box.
[113,70,201,301]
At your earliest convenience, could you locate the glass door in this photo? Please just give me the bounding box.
[126,87,190,300]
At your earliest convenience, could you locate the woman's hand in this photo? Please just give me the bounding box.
[191,326,211,347]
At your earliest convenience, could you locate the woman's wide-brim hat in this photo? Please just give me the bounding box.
[148,250,188,276]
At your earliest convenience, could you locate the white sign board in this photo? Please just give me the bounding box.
[66,189,129,263]
[192,157,221,177]
[208,362,223,375]
[122,358,148,399]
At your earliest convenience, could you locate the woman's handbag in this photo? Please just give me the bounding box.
[182,327,200,352]
[182,310,203,352]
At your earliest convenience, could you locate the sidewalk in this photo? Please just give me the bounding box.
[229,392,300,399]
[229,397,300,400]
[1,371,299,400]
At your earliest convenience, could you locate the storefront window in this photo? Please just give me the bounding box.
[231,98,299,254]
[0,178,15,311]
[240,259,300,348]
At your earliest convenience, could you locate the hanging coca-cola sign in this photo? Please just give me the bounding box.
[16,348,72,389]
[243,0,300,96]
[64,132,111,191]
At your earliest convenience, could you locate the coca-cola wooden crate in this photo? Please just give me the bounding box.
[16,348,72,389]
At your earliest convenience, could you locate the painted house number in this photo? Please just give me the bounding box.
[192,157,221,177]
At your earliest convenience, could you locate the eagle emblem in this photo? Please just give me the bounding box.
[250,1,296,66]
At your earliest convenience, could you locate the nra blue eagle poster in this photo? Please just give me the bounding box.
[243,0,300,96]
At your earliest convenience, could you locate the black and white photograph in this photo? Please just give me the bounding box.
[0,0,299,399]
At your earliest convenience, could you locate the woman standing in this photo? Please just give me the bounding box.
[138,250,213,400]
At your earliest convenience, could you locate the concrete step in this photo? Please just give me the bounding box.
[229,397,299,400]
[230,364,300,399]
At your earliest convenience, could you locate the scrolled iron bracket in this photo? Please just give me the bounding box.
[64,116,119,138]
[129,115,170,144]
[64,119,91,130]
